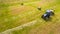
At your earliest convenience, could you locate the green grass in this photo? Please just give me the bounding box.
[11,0,60,34]
[0,0,41,32]
[0,0,60,34]
[0,0,41,6]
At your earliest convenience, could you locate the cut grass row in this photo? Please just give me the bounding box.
[0,0,41,6]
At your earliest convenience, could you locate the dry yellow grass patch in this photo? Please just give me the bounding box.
[8,5,35,15]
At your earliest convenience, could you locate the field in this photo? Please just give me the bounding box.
[0,0,60,34]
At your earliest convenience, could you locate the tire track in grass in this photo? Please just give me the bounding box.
[0,20,37,34]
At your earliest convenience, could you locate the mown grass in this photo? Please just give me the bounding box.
[0,0,41,6]
[11,0,60,34]
[0,0,60,34]
[0,0,41,32]
[0,7,41,32]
